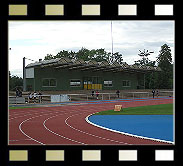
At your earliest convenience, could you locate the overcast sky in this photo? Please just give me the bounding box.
[9,21,174,78]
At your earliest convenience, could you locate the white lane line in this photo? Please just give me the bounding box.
[19,118,45,145]
[43,115,86,145]
[9,109,68,120]
[18,110,75,145]
[9,107,70,119]
[18,110,84,145]
[64,113,130,145]
[86,113,174,144]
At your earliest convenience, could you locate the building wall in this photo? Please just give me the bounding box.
[25,67,144,91]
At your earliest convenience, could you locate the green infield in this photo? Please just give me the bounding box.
[9,106,40,109]
[94,103,173,115]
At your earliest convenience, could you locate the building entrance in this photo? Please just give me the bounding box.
[83,76,102,90]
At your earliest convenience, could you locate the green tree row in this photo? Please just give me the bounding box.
[44,47,124,64]
[135,44,173,89]
[9,72,23,91]
[45,44,173,89]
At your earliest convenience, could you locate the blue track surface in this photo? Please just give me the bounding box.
[88,115,173,142]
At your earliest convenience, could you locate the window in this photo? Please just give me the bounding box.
[70,80,81,87]
[42,78,56,87]
[104,80,113,87]
[122,80,130,87]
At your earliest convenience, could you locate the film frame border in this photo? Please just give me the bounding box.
[0,0,180,165]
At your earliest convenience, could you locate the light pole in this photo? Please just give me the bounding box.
[23,57,37,92]
[23,57,26,91]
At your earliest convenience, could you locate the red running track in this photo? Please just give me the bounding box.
[9,97,173,145]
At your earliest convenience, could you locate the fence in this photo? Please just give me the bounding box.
[9,90,174,105]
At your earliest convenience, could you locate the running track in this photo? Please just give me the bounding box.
[9,97,173,145]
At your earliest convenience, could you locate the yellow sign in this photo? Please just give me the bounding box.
[114,105,122,111]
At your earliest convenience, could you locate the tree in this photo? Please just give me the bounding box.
[9,71,23,91]
[134,49,156,89]
[109,52,123,64]
[55,50,76,59]
[44,54,54,60]
[44,48,123,64]
[75,47,91,61]
[135,49,155,66]
[155,44,173,89]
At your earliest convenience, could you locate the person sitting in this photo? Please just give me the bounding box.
[28,92,33,103]
[33,91,37,103]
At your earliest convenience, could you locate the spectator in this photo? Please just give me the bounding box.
[38,91,42,103]
[152,89,155,98]
[19,90,22,97]
[28,92,33,103]
[156,89,159,98]
[96,90,99,100]
[15,88,19,97]
[116,90,120,98]
[91,90,94,98]
[33,91,37,103]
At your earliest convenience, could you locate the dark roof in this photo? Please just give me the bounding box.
[26,57,161,73]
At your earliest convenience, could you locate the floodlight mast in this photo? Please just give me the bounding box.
[111,21,113,56]
[110,21,114,64]
[23,57,26,91]
[23,57,36,92]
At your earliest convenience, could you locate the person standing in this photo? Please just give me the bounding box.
[19,90,22,97]
[91,90,94,98]
[156,89,159,98]
[96,90,99,100]
[152,89,155,98]
[15,88,19,97]
[116,90,120,98]
[38,91,42,103]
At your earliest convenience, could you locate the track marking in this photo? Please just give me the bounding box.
[19,118,45,145]
[64,113,130,145]
[9,109,70,120]
[10,97,173,145]
[18,110,78,145]
[43,115,86,145]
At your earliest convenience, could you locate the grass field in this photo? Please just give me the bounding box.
[9,106,40,109]
[94,104,173,115]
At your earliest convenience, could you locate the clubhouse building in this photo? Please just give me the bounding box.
[24,57,161,91]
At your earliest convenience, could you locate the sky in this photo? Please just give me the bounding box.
[9,21,174,78]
